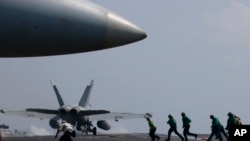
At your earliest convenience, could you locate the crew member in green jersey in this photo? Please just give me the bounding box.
[166,114,184,141]
[146,117,160,141]
[181,112,198,141]
[207,115,226,141]
[225,112,237,130]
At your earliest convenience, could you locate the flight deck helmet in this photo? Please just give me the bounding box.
[210,114,215,119]
[168,114,173,119]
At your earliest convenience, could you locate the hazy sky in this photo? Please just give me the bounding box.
[1,0,250,134]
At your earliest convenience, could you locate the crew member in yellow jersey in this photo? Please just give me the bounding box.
[146,117,160,141]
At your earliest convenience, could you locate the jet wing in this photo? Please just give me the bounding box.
[0,108,57,119]
[80,110,110,115]
[88,112,146,121]
[1,108,111,119]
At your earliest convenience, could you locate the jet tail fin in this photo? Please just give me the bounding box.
[78,80,94,107]
[50,80,64,107]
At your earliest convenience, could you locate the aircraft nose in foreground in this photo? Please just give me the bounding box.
[104,12,147,48]
[0,0,147,57]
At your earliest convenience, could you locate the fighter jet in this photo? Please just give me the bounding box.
[0,0,147,57]
[1,80,145,135]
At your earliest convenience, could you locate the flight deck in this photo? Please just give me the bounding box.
[3,133,204,141]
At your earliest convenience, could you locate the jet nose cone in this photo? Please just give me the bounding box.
[104,11,147,48]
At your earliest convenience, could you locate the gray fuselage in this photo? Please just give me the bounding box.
[0,0,146,57]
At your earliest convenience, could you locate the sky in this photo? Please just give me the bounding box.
[1,0,250,134]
